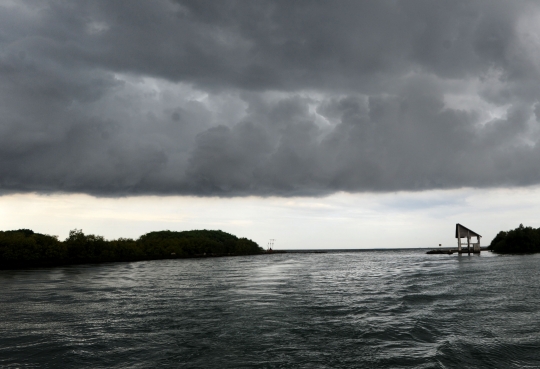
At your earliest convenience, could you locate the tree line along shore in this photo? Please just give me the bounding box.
[2,223,538,269]
[488,224,540,254]
[0,229,264,269]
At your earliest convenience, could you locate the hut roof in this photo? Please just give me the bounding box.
[455,223,481,238]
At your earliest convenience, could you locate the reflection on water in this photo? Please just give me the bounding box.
[1,251,539,368]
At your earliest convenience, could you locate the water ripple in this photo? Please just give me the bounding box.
[1,251,539,368]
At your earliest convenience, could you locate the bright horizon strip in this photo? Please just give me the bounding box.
[1,187,540,250]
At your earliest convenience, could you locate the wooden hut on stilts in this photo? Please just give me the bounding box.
[455,223,481,254]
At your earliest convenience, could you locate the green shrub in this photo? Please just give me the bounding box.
[489,224,540,253]
[0,230,64,264]
[0,228,263,268]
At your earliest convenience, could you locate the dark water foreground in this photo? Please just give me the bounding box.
[1,250,539,369]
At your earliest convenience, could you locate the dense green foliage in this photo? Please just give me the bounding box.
[0,229,263,268]
[489,224,540,253]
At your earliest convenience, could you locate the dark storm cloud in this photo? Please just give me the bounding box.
[2,0,540,196]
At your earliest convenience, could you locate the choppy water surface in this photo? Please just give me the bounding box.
[1,250,540,368]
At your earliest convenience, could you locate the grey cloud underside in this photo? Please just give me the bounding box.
[2,0,540,196]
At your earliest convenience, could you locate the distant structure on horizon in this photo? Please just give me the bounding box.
[455,223,481,254]
[267,239,275,252]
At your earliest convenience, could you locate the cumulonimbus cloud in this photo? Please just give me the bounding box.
[1,0,540,196]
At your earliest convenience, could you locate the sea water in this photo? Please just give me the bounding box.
[1,250,539,368]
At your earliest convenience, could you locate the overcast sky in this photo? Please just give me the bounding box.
[2,0,540,247]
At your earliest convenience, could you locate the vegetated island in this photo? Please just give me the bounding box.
[488,224,540,254]
[0,229,265,269]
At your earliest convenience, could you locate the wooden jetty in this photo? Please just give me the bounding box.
[427,223,482,255]
[455,223,481,254]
